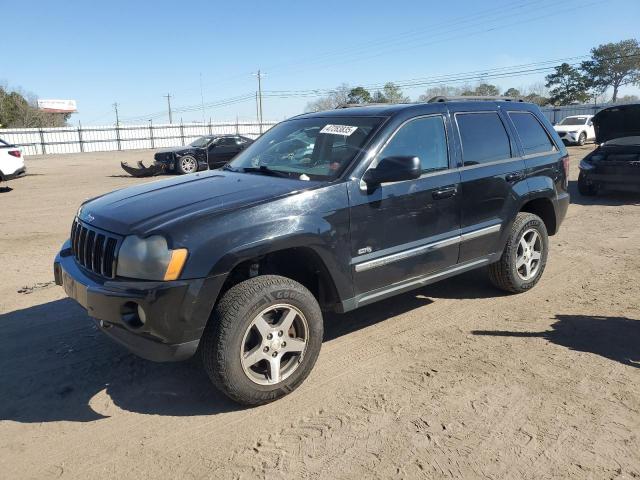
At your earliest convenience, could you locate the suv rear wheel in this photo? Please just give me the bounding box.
[200,275,323,405]
[489,212,549,293]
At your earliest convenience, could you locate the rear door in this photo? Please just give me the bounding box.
[506,109,564,200]
[348,113,461,296]
[451,106,526,262]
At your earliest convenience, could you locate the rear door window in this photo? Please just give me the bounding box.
[508,111,556,155]
[456,112,512,166]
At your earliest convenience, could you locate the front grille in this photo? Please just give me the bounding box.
[70,219,122,278]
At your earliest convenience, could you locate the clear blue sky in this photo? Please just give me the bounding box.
[4,0,640,125]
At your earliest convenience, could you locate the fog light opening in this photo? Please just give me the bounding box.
[121,302,145,329]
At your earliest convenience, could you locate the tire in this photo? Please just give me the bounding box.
[578,171,597,196]
[200,275,323,405]
[577,132,587,146]
[176,155,198,175]
[489,212,549,294]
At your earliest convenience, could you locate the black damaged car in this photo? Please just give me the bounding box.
[578,103,640,195]
[154,134,253,174]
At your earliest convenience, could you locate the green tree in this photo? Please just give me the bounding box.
[545,63,590,105]
[461,83,500,96]
[581,38,640,102]
[474,83,501,96]
[376,82,410,104]
[503,87,521,98]
[0,86,70,128]
[347,86,372,104]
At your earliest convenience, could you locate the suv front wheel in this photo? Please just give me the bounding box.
[200,275,323,405]
[489,212,549,293]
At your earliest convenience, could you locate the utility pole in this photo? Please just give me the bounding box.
[164,93,173,124]
[112,102,120,126]
[253,70,264,133]
[199,73,206,124]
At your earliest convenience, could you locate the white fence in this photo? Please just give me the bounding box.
[0,121,278,156]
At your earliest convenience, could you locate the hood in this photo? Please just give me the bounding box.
[593,104,640,144]
[78,171,316,235]
[155,145,199,154]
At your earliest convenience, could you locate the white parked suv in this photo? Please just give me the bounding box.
[0,139,26,182]
[553,115,596,146]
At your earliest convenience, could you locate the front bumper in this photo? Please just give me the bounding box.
[54,241,225,362]
[557,132,580,144]
[580,169,640,192]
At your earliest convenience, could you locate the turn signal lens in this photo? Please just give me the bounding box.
[163,248,188,281]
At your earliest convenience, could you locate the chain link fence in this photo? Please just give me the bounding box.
[0,121,278,156]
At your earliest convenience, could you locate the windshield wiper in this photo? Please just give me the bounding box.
[240,166,291,178]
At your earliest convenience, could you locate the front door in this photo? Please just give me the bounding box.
[209,137,240,167]
[348,114,461,296]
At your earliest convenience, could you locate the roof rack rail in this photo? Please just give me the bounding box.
[335,102,398,109]
[427,96,524,103]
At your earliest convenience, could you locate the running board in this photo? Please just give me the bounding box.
[339,256,495,313]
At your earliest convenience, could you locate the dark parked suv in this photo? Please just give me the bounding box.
[54,98,569,405]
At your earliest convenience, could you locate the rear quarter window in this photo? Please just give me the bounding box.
[456,112,512,166]
[508,111,556,156]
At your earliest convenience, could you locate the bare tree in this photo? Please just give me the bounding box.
[305,83,351,112]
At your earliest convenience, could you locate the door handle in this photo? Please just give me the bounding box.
[506,171,524,183]
[432,186,457,200]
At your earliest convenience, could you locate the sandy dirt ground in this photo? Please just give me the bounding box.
[0,146,639,479]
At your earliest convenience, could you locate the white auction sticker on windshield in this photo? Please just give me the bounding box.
[320,124,359,136]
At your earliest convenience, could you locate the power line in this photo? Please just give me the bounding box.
[114,51,638,124]
[270,0,603,76]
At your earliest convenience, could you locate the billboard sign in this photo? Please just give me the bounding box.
[37,99,78,113]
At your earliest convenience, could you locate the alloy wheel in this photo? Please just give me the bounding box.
[240,304,309,385]
[516,228,542,281]
[180,157,197,173]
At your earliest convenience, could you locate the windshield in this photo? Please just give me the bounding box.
[228,117,382,180]
[558,117,588,126]
[189,136,214,148]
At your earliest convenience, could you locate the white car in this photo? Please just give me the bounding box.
[553,115,596,146]
[0,138,26,182]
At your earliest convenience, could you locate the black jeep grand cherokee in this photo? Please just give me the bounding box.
[54,99,569,405]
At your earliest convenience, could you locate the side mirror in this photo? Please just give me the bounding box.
[588,121,593,126]
[363,156,421,187]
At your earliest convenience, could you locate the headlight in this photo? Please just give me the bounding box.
[568,131,578,135]
[116,235,188,281]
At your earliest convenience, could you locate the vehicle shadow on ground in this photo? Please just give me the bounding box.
[0,299,242,423]
[472,314,639,369]
[0,272,500,424]
[0,186,13,193]
[569,180,640,206]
